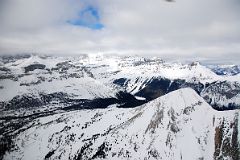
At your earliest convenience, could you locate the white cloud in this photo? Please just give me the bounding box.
[0,0,240,63]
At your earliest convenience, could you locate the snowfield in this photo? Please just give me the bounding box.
[0,55,239,160]
[3,88,239,160]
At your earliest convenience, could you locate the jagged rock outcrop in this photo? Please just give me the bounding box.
[24,64,46,73]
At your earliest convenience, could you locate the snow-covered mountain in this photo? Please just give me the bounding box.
[207,65,240,76]
[0,54,239,110]
[0,54,240,160]
[3,88,239,160]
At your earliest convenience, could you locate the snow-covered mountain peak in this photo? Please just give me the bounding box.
[134,88,212,132]
[155,87,207,110]
[3,88,238,160]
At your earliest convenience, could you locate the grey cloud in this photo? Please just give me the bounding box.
[0,0,239,64]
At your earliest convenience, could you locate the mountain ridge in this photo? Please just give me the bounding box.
[3,88,239,160]
[1,55,240,160]
[1,55,239,110]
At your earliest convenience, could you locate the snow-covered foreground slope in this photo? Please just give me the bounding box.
[3,88,239,160]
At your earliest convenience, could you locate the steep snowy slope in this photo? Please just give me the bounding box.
[3,88,239,160]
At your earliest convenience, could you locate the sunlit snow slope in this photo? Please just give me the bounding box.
[4,88,239,160]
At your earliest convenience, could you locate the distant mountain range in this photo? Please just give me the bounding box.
[207,65,240,76]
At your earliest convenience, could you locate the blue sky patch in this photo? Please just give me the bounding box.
[67,6,104,30]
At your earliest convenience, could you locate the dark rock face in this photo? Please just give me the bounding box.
[24,64,46,73]
[214,115,239,160]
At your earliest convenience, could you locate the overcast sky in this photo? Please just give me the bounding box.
[0,0,240,63]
